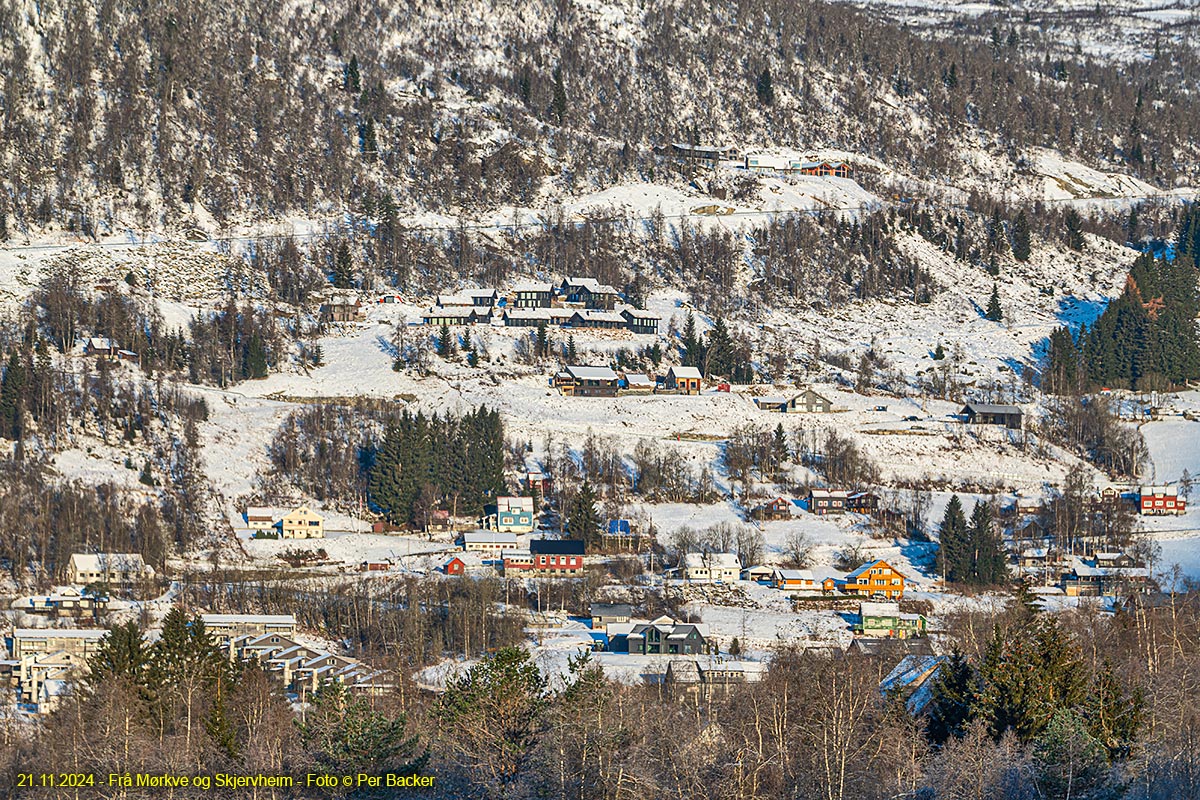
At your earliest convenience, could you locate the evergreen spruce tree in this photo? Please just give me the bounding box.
[1045,326,1081,394]
[87,621,150,689]
[437,324,457,359]
[985,283,1003,322]
[534,321,550,359]
[299,681,427,775]
[926,649,975,744]
[0,349,27,440]
[344,55,361,93]
[1127,205,1141,245]
[681,311,704,368]
[987,207,1008,255]
[772,423,788,466]
[933,343,946,360]
[704,318,735,378]
[436,647,545,786]
[359,118,378,157]
[551,66,567,124]
[1011,210,1032,261]
[206,674,240,759]
[1064,207,1086,251]
[244,334,268,379]
[756,67,775,105]
[938,494,969,583]
[967,501,1008,585]
[333,241,354,288]
[566,334,578,364]
[568,480,601,548]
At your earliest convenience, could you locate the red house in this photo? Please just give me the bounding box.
[1138,485,1186,516]
[525,471,552,495]
[529,540,586,575]
[502,550,534,573]
[442,556,466,575]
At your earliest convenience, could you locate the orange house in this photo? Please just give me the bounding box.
[665,366,702,395]
[841,559,906,599]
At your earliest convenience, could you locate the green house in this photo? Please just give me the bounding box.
[854,602,926,639]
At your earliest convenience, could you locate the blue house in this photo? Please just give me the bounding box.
[485,496,536,534]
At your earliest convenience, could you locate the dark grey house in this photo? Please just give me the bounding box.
[513,283,553,308]
[790,388,833,413]
[626,618,707,656]
[961,403,1023,429]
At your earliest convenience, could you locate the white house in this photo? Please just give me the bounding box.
[681,552,741,583]
[461,530,519,553]
[68,553,154,586]
[245,507,278,530]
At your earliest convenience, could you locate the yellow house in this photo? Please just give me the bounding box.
[280,506,324,539]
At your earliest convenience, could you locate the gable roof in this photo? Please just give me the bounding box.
[68,553,150,574]
[683,552,741,570]
[845,559,902,582]
[962,403,1022,415]
[565,365,618,381]
[590,602,633,617]
[513,282,553,293]
[668,366,703,379]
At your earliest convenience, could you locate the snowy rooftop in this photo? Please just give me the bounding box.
[565,365,618,381]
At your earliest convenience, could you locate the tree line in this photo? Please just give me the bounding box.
[368,407,506,528]
[1046,250,1200,393]
[8,585,1200,799]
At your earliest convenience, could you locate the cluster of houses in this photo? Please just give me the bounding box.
[445,528,588,579]
[681,553,910,601]
[209,614,392,699]
[1005,484,1187,597]
[663,143,855,180]
[587,604,711,656]
[8,553,158,625]
[11,587,109,620]
[2,613,388,714]
[420,278,662,335]
[553,364,702,397]
[245,505,326,539]
[1,628,109,713]
[750,489,880,521]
